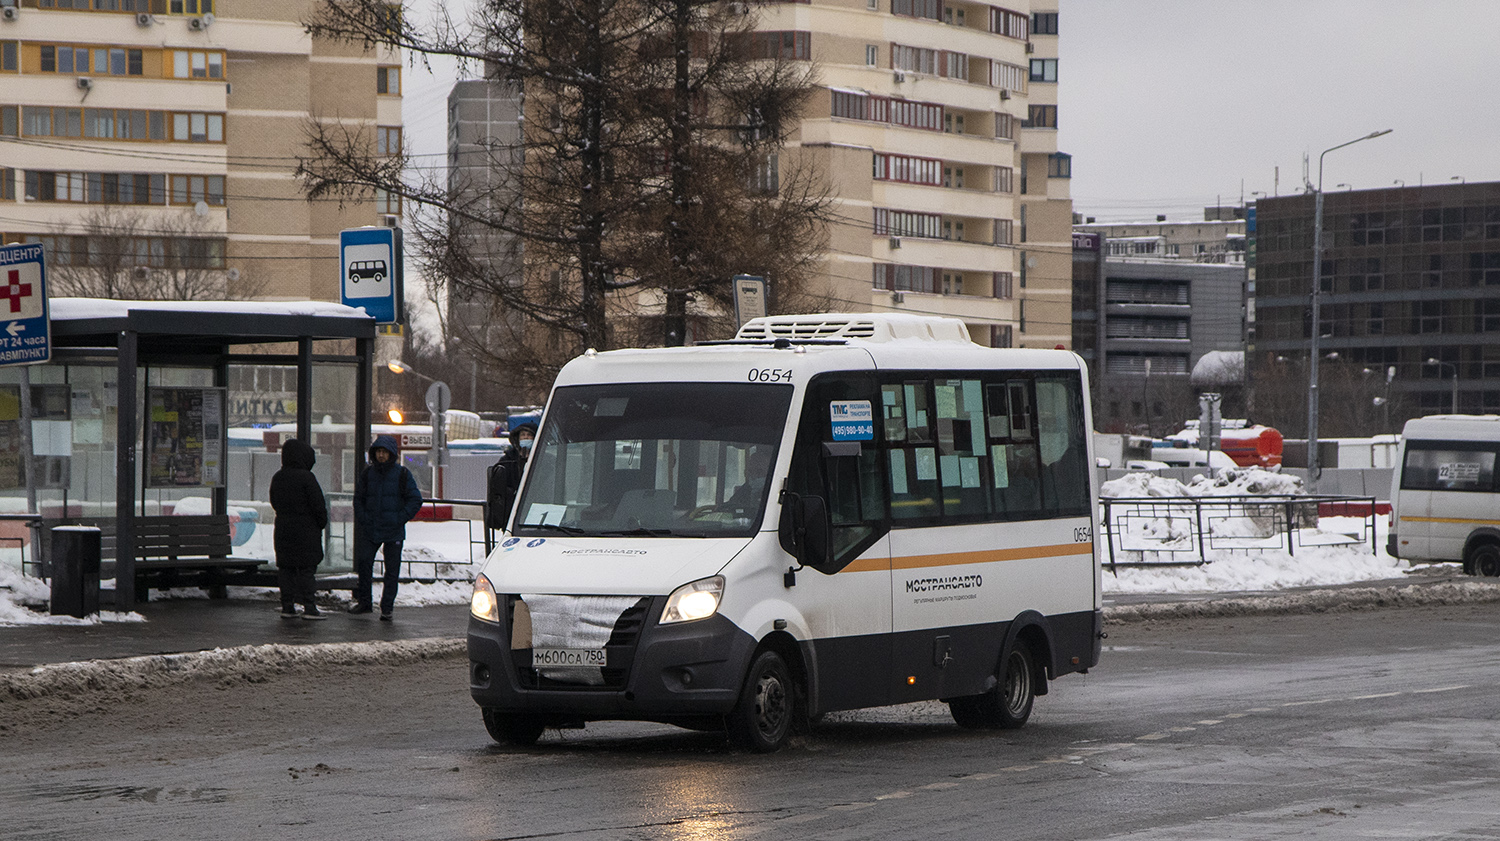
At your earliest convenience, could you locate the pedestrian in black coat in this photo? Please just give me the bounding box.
[270,438,329,620]
[486,422,536,529]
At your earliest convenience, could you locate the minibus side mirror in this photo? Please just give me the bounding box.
[778,492,831,573]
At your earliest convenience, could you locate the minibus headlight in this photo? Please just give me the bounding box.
[471,573,500,623]
[661,576,724,624]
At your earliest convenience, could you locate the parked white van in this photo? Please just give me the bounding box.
[1389,415,1500,576]
[467,313,1102,751]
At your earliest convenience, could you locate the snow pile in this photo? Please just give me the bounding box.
[1101,466,1303,498]
[1107,579,1500,623]
[0,563,144,626]
[0,637,463,703]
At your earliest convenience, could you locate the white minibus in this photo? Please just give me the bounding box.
[1388,415,1500,576]
[467,313,1102,751]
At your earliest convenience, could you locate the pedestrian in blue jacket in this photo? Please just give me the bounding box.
[350,434,423,619]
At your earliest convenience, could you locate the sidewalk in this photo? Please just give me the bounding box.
[0,598,473,674]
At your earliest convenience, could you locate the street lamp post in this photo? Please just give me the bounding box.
[1307,129,1392,489]
[388,360,451,495]
[1426,358,1458,414]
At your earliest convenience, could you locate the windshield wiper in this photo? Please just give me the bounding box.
[596,527,675,536]
[519,522,585,534]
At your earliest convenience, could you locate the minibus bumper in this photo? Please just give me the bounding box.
[468,610,758,721]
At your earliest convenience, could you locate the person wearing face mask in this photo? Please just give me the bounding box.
[486,422,537,530]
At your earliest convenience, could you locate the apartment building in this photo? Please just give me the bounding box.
[1254,181,1500,424]
[757,0,1070,347]
[0,0,400,303]
[1070,225,1247,433]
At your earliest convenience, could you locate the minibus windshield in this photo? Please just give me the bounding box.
[512,382,794,537]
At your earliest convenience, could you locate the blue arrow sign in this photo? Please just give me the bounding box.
[340,226,402,324]
[0,242,51,367]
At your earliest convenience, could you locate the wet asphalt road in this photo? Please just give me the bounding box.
[4,602,1499,840]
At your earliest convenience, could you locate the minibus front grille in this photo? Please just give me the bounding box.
[506,595,654,691]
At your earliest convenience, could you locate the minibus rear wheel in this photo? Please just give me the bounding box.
[483,709,546,746]
[728,650,795,752]
[949,641,1036,730]
[1468,542,1500,577]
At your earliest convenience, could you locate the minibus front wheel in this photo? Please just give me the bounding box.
[728,649,795,752]
[483,709,546,746]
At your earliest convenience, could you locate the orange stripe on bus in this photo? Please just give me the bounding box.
[841,542,1092,573]
[1403,516,1500,526]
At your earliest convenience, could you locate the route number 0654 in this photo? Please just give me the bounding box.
[747,368,793,383]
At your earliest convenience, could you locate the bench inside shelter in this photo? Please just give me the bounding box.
[44,514,266,600]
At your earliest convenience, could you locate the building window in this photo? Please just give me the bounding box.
[1023,105,1057,128]
[1,168,13,201]
[15,106,186,141]
[1031,12,1058,34]
[751,154,779,194]
[172,112,223,142]
[892,44,939,76]
[873,152,941,185]
[25,170,168,205]
[1047,152,1071,178]
[37,44,146,77]
[375,188,401,215]
[1029,58,1057,82]
[995,166,1013,193]
[994,112,1014,140]
[743,31,811,60]
[2,41,18,72]
[170,174,225,206]
[168,50,225,79]
[942,113,965,134]
[377,66,401,95]
[990,61,1026,92]
[891,0,940,21]
[873,263,941,293]
[830,89,941,131]
[992,271,1013,299]
[990,7,1028,39]
[376,126,402,156]
[993,219,1013,245]
[874,208,941,239]
[866,45,878,66]
[168,0,214,13]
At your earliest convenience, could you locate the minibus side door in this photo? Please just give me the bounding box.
[782,373,893,713]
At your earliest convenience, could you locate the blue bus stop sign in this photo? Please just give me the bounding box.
[340,226,402,324]
[0,242,51,367]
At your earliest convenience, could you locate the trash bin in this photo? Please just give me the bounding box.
[50,526,102,618]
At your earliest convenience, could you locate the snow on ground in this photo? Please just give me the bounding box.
[0,468,1454,625]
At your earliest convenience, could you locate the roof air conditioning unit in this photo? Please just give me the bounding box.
[889,236,901,249]
[136,12,154,26]
[893,71,905,83]
[1025,41,1034,53]
[1,6,17,21]
[998,88,1010,100]
[76,77,92,90]
[188,13,213,29]
[381,214,401,228]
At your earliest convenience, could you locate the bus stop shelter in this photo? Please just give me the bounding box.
[14,299,377,607]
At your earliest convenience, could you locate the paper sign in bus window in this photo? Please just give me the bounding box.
[1438,462,1483,486]
[829,400,874,441]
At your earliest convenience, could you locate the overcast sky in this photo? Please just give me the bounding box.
[402,0,1500,224]
[1061,0,1500,222]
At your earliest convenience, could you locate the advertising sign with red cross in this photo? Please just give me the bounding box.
[0,242,51,367]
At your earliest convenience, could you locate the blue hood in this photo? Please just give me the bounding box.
[369,433,400,462]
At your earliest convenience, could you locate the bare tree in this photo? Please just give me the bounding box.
[47,207,263,301]
[300,0,835,395]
